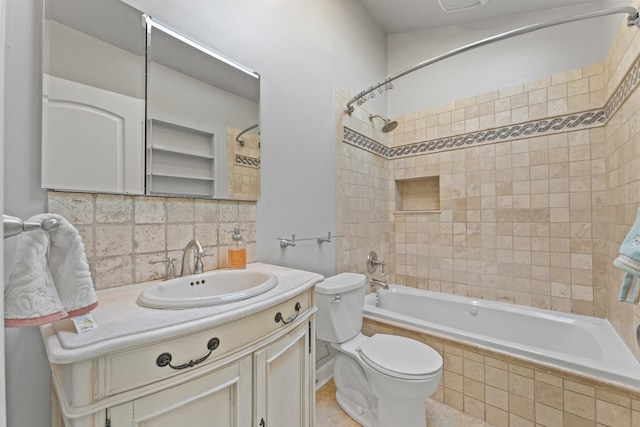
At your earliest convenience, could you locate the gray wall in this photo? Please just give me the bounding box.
[387,1,623,117]
[0,0,6,424]
[4,1,50,426]
[123,0,389,278]
[3,0,387,425]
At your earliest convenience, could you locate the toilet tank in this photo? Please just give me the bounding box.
[315,273,366,343]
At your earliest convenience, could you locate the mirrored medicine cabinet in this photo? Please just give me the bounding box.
[42,0,261,201]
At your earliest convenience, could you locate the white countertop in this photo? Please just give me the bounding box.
[40,263,324,364]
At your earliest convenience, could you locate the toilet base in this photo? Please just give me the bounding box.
[335,390,377,427]
[333,352,377,426]
[332,338,440,427]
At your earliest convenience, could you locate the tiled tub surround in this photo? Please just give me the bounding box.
[604,0,640,371]
[335,7,640,425]
[363,317,640,427]
[48,192,256,289]
[340,60,612,318]
[338,18,640,323]
[335,86,393,282]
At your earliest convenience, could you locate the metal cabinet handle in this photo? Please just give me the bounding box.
[260,418,265,427]
[274,302,302,325]
[156,337,220,370]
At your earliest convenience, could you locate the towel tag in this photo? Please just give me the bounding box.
[71,313,98,334]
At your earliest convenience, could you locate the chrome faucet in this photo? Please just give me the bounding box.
[369,278,389,290]
[180,239,205,276]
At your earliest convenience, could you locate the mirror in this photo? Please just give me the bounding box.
[145,16,260,200]
[42,0,261,201]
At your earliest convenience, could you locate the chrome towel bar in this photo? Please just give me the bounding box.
[3,214,59,239]
[277,232,342,248]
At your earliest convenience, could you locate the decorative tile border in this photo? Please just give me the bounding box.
[342,128,390,157]
[235,154,260,168]
[605,56,640,118]
[344,109,604,159]
[344,54,640,159]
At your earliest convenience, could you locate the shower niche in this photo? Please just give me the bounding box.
[394,176,440,212]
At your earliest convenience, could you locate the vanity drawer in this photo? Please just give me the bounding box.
[103,290,312,397]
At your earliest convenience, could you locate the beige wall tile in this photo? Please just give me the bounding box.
[49,192,256,288]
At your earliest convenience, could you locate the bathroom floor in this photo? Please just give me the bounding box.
[315,380,493,427]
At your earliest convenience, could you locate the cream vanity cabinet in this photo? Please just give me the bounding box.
[43,269,319,427]
[107,322,310,427]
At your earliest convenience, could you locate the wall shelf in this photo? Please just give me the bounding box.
[395,176,440,211]
[147,119,216,197]
[150,144,215,160]
[148,172,215,181]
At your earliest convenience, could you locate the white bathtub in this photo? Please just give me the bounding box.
[364,285,640,389]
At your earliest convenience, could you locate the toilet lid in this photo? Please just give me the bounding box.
[357,334,442,379]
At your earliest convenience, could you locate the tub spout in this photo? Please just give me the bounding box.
[370,278,389,290]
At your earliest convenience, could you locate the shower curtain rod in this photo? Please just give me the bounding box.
[346,6,640,114]
[235,123,259,146]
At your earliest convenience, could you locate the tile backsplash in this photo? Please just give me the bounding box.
[48,192,256,289]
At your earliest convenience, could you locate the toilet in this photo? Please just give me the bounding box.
[315,273,443,427]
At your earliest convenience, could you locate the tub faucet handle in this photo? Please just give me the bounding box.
[366,251,385,274]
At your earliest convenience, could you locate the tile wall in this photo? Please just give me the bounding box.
[363,318,640,427]
[336,6,640,427]
[603,2,640,362]
[340,61,609,317]
[388,55,613,318]
[48,192,256,289]
[338,9,640,332]
[335,87,392,285]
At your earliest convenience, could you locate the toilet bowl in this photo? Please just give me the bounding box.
[315,273,443,427]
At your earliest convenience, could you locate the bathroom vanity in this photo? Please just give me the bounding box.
[40,263,322,427]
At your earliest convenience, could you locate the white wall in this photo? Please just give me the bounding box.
[387,1,625,117]
[3,0,387,425]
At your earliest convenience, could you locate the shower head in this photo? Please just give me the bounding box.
[369,114,398,133]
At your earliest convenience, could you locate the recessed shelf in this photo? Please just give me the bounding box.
[147,118,216,197]
[151,145,214,160]
[395,176,440,211]
[148,172,215,181]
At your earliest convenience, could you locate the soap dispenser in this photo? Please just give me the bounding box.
[228,227,246,269]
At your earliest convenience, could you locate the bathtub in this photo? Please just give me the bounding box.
[364,285,640,389]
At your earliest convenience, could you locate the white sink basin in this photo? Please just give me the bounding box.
[137,270,278,309]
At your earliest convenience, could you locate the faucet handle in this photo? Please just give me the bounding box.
[166,257,177,279]
[366,251,385,274]
[150,256,177,280]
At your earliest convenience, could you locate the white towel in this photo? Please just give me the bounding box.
[4,214,98,327]
[4,224,66,327]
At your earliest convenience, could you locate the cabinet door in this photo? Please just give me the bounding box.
[254,323,311,427]
[109,356,252,427]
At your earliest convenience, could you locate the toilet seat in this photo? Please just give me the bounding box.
[357,334,442,380]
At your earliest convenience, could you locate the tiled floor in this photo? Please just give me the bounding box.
[316,380,493,427]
